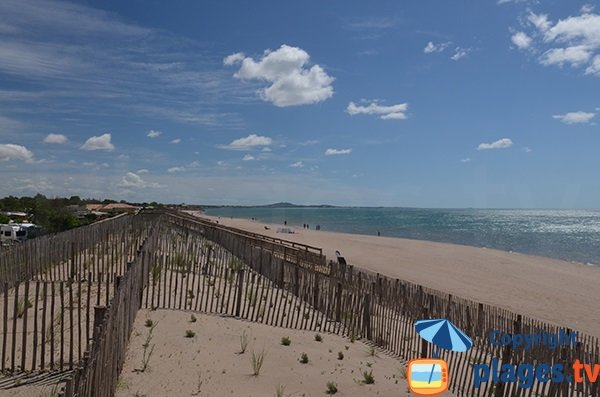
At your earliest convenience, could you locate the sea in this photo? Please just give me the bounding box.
[203,207,600,266]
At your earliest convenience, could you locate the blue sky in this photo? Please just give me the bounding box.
[1,0,599,207]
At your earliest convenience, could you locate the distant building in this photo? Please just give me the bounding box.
[66,205,91,218]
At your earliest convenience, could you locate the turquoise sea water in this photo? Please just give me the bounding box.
[204,207,600,266]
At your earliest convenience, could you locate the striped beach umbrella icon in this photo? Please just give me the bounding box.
[415,319,472,353]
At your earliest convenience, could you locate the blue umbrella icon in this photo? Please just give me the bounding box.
[415,319,473,383]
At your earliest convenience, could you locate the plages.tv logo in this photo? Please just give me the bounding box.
[407,319,473,396]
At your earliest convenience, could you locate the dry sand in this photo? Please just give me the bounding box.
[116,309,410,397]
[201,214,600,338]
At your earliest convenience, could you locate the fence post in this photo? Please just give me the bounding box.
[235,269,245,317]
[70,242,76,279]
[335,282,343,324]
[293,267,300,296]
[92,306,107,341]
[278,261,284,289]
[421,306,429,358]
[363,293,372,340]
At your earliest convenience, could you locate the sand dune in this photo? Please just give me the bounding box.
[202,214,600,338]
[116,310,410,397]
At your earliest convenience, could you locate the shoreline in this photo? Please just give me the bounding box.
[190,211,600,338]
[202,209,600,267]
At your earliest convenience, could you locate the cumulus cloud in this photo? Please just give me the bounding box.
[147,130,161,138]
[137,169,149,174]
[325,148,352,156]
[224,44,334,107]
[170,138,181,144]
[167,166,186,173]
[346,101,408,120]
[0,143,34,162]
[477,138,513,150]
[43,133,68,144]
[223,52,245,65]
[220,134,273,150]
[81,133,114,151]
[290,161,304,168]
[517,10,600,76]
[461,158,471,163]
[242,154,255,161]
[118,172,161,188]
[424,41,451,53]
[511,32,532,49]
[553,111,596,124]
[541,46,592,67]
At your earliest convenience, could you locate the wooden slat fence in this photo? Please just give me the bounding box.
[0,213,157,375]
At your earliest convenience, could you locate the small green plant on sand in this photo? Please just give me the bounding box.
[275,384,286,397]
[337,351,344,360]
[239,330,249,354]
[185,329,196,338]
[144,319,153,328]
[326,381,338,394]
[367,345,378,357]
[189,314,197,323]
[314,333,322,342]
[299,352,309,364]
[251,348,266,376]
[362,370,375,384]
[136,322,157,372]
[281,336,291,346]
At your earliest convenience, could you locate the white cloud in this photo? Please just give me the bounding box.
[170,138,181,144]
[477,138,513,150]
[511,32,532,49]
[461,158,471,163]
[581,4,595,14]
[80,133,114,151]
[325,148,352,156]
[223,52,245,65]
[524,147,532,153]
[451,47,470,61]
[147,130,161,138]
[553,111,596,124]
[528,12,551,32]
[43,133,68,144]
[290,161,304,168]
[346,101,408,120]
[586,55,600,75]
[224,44,334,107]
[137,168,149,174]
[424,41,451,53]
[167,166,186,173]
[242,154,255,161]
[220,134,273,150]
[541,45,592,67]
[518,10,600,76]
[0,143,34,162]
[118,172,161,189]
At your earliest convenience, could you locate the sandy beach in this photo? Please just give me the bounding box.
[199,213,600,338]
[116,310,410,397]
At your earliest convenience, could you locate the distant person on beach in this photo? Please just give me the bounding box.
[378,231,380,236]
[284,220,287,225]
